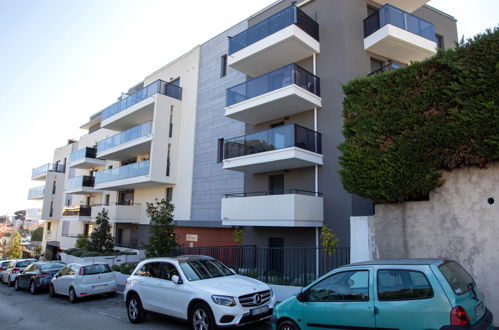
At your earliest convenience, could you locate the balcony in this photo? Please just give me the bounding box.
[68,147,105,169]
[101,79,182,131]
[28,185,45,200]
[368,62,402,75]
[370,1,430,13]
[221,190,324,227]
[223,124,322,173]
[364,4,437,64]
[31,163,65,181]
[94,160,152,190]
[225,64,321,125]
[91,203,147,224]
[65,175,97,195]
[97,121,152,161]
[61,206,92,221]
[228,5,320,77]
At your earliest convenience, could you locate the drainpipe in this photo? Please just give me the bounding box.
[313,53,320,279]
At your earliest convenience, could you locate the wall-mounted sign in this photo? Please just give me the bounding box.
[186,234,198,242]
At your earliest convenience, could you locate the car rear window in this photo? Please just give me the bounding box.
[438,261,474,295]
[16,260,35,267]
[41,263,66,271]
[1,261,10,267]
[377,269,433,301]
[82,264,112,275]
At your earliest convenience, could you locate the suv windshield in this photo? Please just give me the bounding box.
[180,259,234,281]
[439,261,474,295]
[82,264,112,275]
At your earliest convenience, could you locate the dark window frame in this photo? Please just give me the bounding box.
[217,138,224,163]
[376,269,434,301]
[220,54,228,77]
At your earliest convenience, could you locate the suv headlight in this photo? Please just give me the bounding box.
[212,295,236,307]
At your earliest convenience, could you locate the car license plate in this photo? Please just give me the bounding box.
[94,284,106,290]
[250,305,268,316]
[475,302,484,316]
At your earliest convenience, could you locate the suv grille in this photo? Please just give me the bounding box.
[238,290,271,307]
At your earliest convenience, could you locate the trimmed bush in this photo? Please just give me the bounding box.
[64,248,137,257]
[112,264,137,275]
[339,29,499,203]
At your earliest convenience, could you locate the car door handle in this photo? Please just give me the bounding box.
[373,306,380,315]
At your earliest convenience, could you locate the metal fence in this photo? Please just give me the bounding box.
[169,246,350,287]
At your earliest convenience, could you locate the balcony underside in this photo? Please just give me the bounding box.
[27,194,44,201]
[225,85,321,125]
[31,173,48,181]
[371,0,430,13]
[97,137,152,161]
[228,25,320,77]
[100,98,155,131]
[364,24,437,64]
[223,147,323,174]
[94,176,173,191]
[221,194,324,227]
[65,186,99,195]
[68,157,106,169]
[91,205,148,224]
[61,216,92,222]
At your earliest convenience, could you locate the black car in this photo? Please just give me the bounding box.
[15,261,66,294]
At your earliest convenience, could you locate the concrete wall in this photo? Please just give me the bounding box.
[190,22,248,221]
[364,163,499,324]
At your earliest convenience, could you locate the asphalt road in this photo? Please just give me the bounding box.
[0,282,271,330]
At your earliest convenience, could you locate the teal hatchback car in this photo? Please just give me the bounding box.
[272,259,494,330]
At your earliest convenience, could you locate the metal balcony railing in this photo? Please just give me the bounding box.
[66,175,95,190]
[62,206,92,217]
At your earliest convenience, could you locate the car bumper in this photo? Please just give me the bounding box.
[75,281,117,297]
[213,297,276,327]
[440,309,493,330]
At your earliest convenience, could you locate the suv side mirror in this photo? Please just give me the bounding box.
[172,275,183,285]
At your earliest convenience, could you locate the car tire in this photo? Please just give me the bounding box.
[30,281,37,295]
[277,320,300,330]
[68,287,78,304]
[7,276,13,287]
[49,284,57,298]
[126,294,146,324]
[190,302,216,330]
[14,279,20,291]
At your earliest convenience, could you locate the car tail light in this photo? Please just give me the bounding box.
[451,306,470,326]
[12,268,20,274]
[38,272,49,277]
[79,268,84,276]
[0,267,4,271]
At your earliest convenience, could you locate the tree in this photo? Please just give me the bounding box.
[143,199,177,258]
[88,209,114,253]
[31,227,44,242]
[321,225,340,256]
[5,232,23,259]
[75,234,90,250]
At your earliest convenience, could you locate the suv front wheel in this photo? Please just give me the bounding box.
[190,302,215,330]
[126,294,146,324]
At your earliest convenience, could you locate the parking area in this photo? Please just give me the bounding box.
[0,283,271,330]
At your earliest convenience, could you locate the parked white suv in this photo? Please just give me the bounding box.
[124,256,275,329]
[49,263,117,303]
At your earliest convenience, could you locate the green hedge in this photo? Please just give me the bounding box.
[64,248,137,257]
[339,29,499,203]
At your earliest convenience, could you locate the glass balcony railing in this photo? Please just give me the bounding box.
[66,175,95,190]
[226,64,320,107]
[32,163,65,177]
[368,62,402,76]
[28,185,45,198]
[228,5,319,55]
[224,189,322,198]
[69,147,97,163]
[364,4,435,41]
[101,80,182,120]
[62,206,92,217]
[95,160,150,184]
[224,124,322,159]
[97,121,152,153]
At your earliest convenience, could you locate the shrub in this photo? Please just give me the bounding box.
[339,28,499,203]
[112,264,137,275]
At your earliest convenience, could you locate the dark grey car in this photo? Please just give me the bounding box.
[15,262,66,294]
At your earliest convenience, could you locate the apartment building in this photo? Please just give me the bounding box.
[30,0,457,254]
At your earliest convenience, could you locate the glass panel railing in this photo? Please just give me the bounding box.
[368,62,402,76]
[63,206,92,217]
[95,160,150,184]
[69,147,97,163]
[97,121,152,153]
[364,4,436,41]
[224,189,323,198]
[66,176,95,190]
[101,80,182,120]
[28,185,45,198]
[32,163,65,177]
[228,5,319,55]
[224,124,321,159]
[226,64,320,106]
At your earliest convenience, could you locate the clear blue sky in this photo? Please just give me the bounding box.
[0,0,497,216]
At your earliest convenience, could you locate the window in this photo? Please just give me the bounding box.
[217,138,224,163]
[62,221,70,236]
[68,265,80,275]
[307,270,369,302]
[436,34,444,49]
[166,144,171,176]
[377,269,433,300]
[367,5,378,16]
[47,222,52,231]
[166,187,173,202]
[158,262,180,281]
[370,57,384,73]
[220,54,228,77]
[52,180,56,194]
[269,175,284,195]
[105,194,110,206]
[169,105,174,138]
[270,121,285,128]
[136,262,161,278]
[49,201,54,217]
[67,198,71,207]
[82,264,112,275]
[439,261,474,295]
[108,165,113,170]
[170,78,180,86]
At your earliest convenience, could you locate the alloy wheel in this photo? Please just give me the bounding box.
[192,308,209,330]
[128,298,138,320]
[30,282,36,294]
